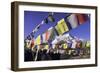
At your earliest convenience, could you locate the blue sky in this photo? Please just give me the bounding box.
[24,11,90,41]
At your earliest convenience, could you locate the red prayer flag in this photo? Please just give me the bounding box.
[76,14,88,25]
[45,31,49,41]
[30,39,34,48]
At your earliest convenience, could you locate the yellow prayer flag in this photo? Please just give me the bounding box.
[35,35,41,45]
[44,45,49,50]
[56,18,69,35]
[86,41,90,48]
[63,43,68,49]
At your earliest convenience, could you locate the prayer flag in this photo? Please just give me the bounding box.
[55,18,69,35]
[67,14,78,29]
